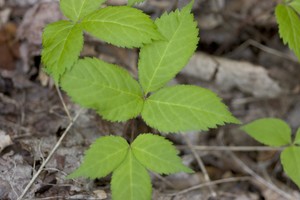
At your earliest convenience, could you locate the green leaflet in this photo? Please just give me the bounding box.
[294,127,300,145]
[60,58,144,122]
[290,0,300,14]
[138,1,199,94]
[42,21,83,83]
[60,0,107,22]
[132,134,193,174]
[82,6,162,48]
[111,150,152,200]
[141,85,239,133]
[128,0,146,6]
[280,146,300,188]
[67,136,129,179]
[275,4,300,61]
[241,118,292,147]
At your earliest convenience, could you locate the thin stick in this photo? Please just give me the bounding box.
[247,39,298,63]
[183,135,217,198]
[166,176,251,196]
[176,145,284,152]
[228,39,298,63]
[17,109,83,200]
[217,130,295,200]
[55,84,72,121]
[230,151,294,200]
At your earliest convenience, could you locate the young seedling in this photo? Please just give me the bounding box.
[42,0,239,199]
[254,0,300,188]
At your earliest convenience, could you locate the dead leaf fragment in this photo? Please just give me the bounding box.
[93,190,107,199]
[0,130,12,153]
[0,23,19,70]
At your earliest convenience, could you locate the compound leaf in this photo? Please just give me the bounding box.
[42,20,83,83]
[82,6,161,48]
[67,136,129,179]
[128,0,146,6]
[141,85,239,133]
[241,118,292,147]
[132,134,193,174]
[60,58,144,122]
[138,1,199,94]
[111,150,151,200]
[290,0,300,14]
[60,0,107,22]
[280,146,300,188]
[276,4,300,61]
[294,127,300,145]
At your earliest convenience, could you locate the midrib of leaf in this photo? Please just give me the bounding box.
[129,153,134,199]
[77,0,89,21]
[62,2,79,21]
[147,99,229,118]
[84,19,150,35]
[57,26,74,68]
[45,24,76,72]
[145,16,183,94]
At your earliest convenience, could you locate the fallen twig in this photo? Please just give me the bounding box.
[183,134,217,198]
[166,176,251,197]
[176,145,285,152]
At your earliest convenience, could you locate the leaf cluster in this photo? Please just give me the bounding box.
[68,134,192,200]
[42,0,160,82]
[44,0,239,133]
[242,118,300,188]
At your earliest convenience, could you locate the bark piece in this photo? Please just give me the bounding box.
[182,53,282,98]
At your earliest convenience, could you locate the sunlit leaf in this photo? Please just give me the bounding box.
[111,150,151,200]
[290,0,300,14]
[132,134,193,174]
[42,21,83,83]
[280,146,300,188]
[82,6,161,48]
[67,136,129,179]
[142,85,239,133]
[294,127,300,145]
[60,0,107,21]
[276,4,300,61]
[241,118,292,147]
[60,58,144,122]
[138,1,198,93]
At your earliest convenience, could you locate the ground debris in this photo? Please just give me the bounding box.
[182,53,282,98]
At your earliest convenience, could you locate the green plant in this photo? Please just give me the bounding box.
[276,0,300,61]
[242,118,300,188]
[41,0,239,199]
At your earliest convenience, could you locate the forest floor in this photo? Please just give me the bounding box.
[1,0,300,199]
